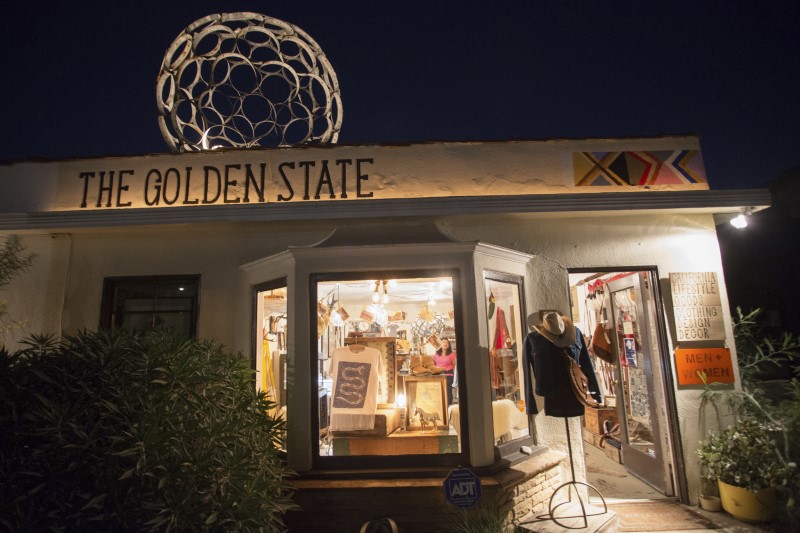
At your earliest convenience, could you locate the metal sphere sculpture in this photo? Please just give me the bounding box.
[156,13,342,152]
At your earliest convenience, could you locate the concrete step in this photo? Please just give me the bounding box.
[516,501,618,533]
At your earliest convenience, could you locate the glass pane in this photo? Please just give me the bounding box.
[106,277,199,337]
[116,283,156,304]
[158,283,197,299]
[612,287,656,456]
[120,312,154,332]
[316,276,461,457]
[154,298,193,311]
[257,286,288,451]
[484,276,529,444]
[153,312,193,336]
[123,298,156,313]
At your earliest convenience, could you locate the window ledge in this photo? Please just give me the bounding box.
[290,448,563,491]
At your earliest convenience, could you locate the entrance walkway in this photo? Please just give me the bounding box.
[519,437,771,532]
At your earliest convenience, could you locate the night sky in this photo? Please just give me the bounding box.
[1,1,797,189]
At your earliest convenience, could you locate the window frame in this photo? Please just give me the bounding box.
[482,270,539,458]
[309,268,470,470]
[99,274,200,337]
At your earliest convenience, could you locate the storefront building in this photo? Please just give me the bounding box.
[0,136,768,530]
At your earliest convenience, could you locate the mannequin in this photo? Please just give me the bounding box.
[523,311,602,417]
[520,312,609,529]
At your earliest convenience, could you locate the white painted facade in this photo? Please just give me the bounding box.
[0,137,769,505]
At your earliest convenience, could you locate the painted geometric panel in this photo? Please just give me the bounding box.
[573,150,707,186]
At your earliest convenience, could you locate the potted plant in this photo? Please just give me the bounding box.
[698,418,794,522]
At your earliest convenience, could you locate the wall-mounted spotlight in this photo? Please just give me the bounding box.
[730,207,752,229]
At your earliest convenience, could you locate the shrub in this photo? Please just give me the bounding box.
[0,235,34,345]
[698,308,800,523]
[697,418,793,492]
[0,330,296,531]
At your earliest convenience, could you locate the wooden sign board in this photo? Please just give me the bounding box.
[669,272,725,341]
[674,347,734,386]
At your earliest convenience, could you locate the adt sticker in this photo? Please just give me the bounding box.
[444,468,482,508]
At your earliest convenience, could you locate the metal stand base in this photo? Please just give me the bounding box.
[520,417,608,530]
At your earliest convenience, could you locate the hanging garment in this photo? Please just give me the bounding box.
[329,346,383,431]
[490,307,511,389]
[523,326,603,418]
[524,329,580,417]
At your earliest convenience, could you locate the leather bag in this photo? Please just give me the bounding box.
[563,348,600,408]
[588,322,615,364]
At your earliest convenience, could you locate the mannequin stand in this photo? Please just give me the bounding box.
[547,418,608,528]
[520,418,608,530]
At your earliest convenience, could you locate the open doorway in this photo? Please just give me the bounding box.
[568,270,679,501]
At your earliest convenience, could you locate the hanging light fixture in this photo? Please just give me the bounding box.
[372,280,391,305]
[372,280,381,304]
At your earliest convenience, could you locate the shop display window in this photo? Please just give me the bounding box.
[255,281,288,451]
[483,273,530,444]
[312,273,462,458]
[100,275,199,337]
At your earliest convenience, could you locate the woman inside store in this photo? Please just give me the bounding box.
[434,338,457,404]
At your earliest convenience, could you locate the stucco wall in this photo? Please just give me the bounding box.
[438,212,735,503]
[0,137,707,215]
[59,222,332,344]
[1,234,70,351]
[4,211,733,502]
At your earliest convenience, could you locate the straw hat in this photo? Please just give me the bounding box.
[533,311,576,348]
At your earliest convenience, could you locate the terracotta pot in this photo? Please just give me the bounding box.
[718,480,777,522]
[699,494,721,512]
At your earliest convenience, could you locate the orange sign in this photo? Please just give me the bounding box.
[674,348,734,386]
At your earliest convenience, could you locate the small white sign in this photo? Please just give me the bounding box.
[670,272,725,342]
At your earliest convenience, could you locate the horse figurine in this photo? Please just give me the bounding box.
[414,407,440,432]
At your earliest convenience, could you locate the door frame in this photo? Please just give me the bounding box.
[568,266,688,503]
[607,272,669,493]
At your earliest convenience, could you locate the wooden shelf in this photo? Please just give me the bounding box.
[332,429,459,456]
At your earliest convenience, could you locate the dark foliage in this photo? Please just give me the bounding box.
[0,330,296,531]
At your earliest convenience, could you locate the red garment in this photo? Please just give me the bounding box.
[490,308,511,388]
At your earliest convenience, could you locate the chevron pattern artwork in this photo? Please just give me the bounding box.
[573,150,707,186]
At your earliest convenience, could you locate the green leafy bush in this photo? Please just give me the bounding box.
[698,418,793,491]
[697,308,800,523]
[0,330,296,531]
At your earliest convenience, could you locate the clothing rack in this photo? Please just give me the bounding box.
[579,271,637,290]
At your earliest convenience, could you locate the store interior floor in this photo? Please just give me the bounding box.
[583,439,665,501]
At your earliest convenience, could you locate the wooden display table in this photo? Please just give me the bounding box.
[332,429,459,456]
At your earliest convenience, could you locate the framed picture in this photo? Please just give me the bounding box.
[427,333,441,349]
[403,375,448,431]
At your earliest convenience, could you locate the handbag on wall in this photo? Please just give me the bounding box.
[588,322,615,364]
[563,348,600,408]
